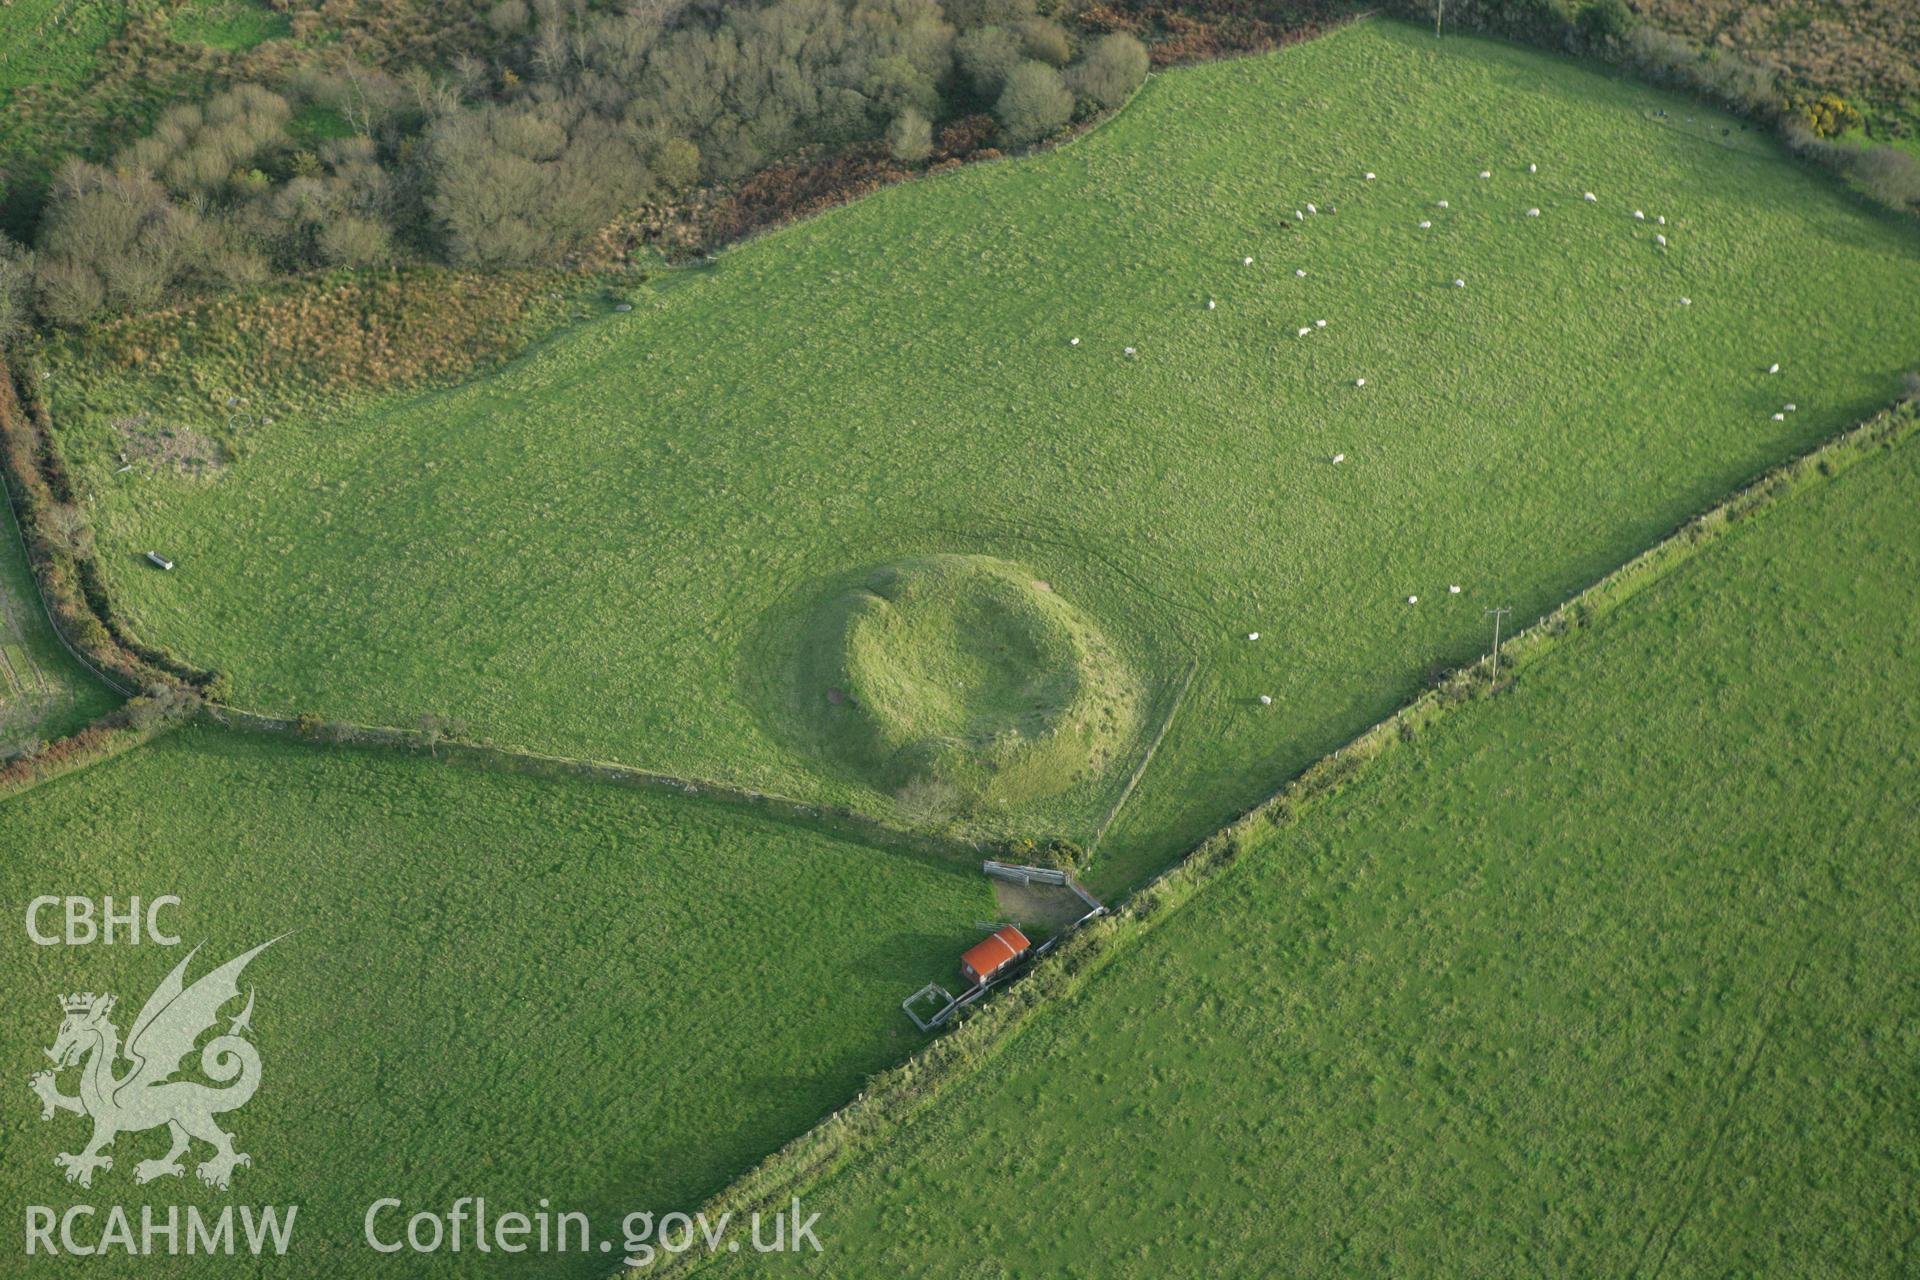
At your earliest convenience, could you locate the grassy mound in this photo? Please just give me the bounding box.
[695,425,1920,1280]
[795,556,1140,819]
[46,20,1920,880]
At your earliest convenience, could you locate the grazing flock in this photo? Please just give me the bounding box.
[1060,161,1798,706]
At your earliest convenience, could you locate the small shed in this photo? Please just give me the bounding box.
[960,926,1031,987]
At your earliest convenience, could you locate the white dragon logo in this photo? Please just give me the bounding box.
[27,939,278,1192]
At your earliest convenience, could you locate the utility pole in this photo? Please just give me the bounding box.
[1485,606,1512,681]
[1434,0,1445,37]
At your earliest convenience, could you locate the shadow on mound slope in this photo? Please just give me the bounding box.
[764,555,1142,826]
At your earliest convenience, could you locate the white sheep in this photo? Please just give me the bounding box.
[1480,170,1492,179]
[1772,413,1785,421]
[1296,268,1307,277]
[1527,207,1541,217]
[1295,210,1305,220]
[1454,278,1466,288]
[1298,327,1311,337]
[1769,362,1781,374]
[1437,199,1450,208]
[1448,585,1462,594]
[1365,172,1376,180]
[1315,319,1326,328]
[1528,162,1537,173]
[1785,403,1797,412]
[1584,192,1597,202]
[1634,210,1646,220]
[1355,378,1367,387]
[1655,234,1667,246]
[1070,337,1080,345]
[1243,256,1254,265]
[1331,453,1345,464]
[1125,347,1137,357]
[1259,694,1273,705]
[1248,632,1261,641]
[1307,202,1318,214]
[1407,595,1419,604]
[1681,297,1692,306]
[1419,220,1432,229]
[1207,299,1216,310]
[1657,215,1666,225]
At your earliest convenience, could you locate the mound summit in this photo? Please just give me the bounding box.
[793,556,1141,818]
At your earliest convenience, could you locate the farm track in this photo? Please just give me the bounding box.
[1634,955,1807,1280]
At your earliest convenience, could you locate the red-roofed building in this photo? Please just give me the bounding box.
[960,926,1031,987]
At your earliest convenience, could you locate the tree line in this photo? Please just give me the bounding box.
[1,0,1149,333]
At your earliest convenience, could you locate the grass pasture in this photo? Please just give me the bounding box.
[689,411,1920,1277]
[169,0,292,52]
[0,0,127,94]
[1,728,998,1277]
[0,503,117,752]
[46,21,1920,883]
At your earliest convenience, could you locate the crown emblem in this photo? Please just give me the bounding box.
[61,992,100,1014]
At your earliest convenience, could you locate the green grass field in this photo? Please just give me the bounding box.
[691,419,1920,1277]
[1,728,997,1277]
[0,0,127,94]
[169,1,292,52]
[0,504,117,752]
[48,21,1920,884]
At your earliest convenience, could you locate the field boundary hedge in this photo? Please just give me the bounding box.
[639,396,1919,1278]
[0,353,220,700]
[200,704,997,870]
[0,689,200,802]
